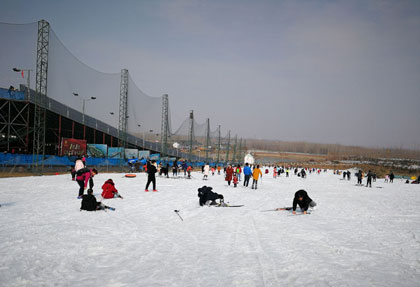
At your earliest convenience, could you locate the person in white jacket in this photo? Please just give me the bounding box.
[203,163,210,180]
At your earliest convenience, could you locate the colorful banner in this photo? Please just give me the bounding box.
[138,150,150,159]
[108,147,124,159]
[125,148,138,160]
[87,144,107,158]
[149,153,160,161]
[61,138,87,156]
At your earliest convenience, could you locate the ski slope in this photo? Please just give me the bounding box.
[1,169,419,286]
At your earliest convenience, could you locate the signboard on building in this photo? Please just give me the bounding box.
[61,138,87,156]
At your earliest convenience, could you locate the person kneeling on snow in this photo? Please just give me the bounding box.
[81,189,107,211]
[292,189,316,215]
[101,179,123,199]
[197,186,224,206]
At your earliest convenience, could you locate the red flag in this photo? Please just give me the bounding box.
[21,70,24,78]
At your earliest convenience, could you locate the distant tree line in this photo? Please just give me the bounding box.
[245,139,420,160]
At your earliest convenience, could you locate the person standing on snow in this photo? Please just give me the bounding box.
[357,170,363,185]
[225,165,233,186]
[252,165,263,189]
[389,172,395,183]
[203,163,210,180]
[243,163,252,187]
[236,164,242,182]
[145,160,158,192]
[366,170,373,188]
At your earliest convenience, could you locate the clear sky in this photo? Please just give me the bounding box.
[1,0,420,149]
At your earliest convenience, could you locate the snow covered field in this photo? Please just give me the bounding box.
[1,169,420,287]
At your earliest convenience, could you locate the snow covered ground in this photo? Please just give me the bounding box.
[1,169,419,286]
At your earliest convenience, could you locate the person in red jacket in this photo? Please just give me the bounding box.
[101,179,123,199]
[225,165,233,186]
[76,168,98,199]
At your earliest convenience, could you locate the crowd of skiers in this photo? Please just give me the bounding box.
[72,154,418,213]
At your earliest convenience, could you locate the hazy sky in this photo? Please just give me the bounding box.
[1,0,420,149]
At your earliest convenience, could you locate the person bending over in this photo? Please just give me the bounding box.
[197,186,224,206]
[292,189,316,215]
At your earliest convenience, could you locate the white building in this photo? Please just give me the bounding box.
[244,153,255,165]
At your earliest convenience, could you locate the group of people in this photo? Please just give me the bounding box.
[222,163,263,189]
[72,157,123,211]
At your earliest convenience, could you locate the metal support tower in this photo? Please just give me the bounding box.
[160,94,169,157]
[216,125,221,164]
[33,19,50,171]
[188,110,194,161]
[118,69,128,150]
[225,130,230,163]
[205,118,210,163]
[232,135,238,164]
[238,138,242,164]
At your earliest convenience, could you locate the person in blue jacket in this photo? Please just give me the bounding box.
[243,163,252,187]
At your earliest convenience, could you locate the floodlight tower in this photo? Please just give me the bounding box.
[119,69,128,149]
[33,19,50,172]
[160,94,169,157]
[188,110,194,161]
[225,130,231,163]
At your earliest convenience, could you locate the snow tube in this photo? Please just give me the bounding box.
[411,176,416,180]
[125,174,136,178]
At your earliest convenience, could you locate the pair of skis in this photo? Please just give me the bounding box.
[261,207,311,215]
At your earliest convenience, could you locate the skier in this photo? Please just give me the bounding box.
[197,186,224,206]
[101,179,123,199]
[217,165,221,175]
[145,160,158,192]
[76,168,98,199]
[203,163,210,180]
[366,170,373,187]
[225,165,233,186]
[81,188,113,211]
[291,189,316,215]
[243,163,252,187]
[252,165,263,189]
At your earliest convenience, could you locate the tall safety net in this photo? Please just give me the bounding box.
[0,22,37,91]
[47,28,121,129]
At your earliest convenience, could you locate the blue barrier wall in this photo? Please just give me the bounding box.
[0,153,220,168]
[0,153,123,167]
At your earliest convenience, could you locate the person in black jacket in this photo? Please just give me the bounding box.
[292,189,316,215]
[80,189,103,211]
[357,170,363,185]
[145,160,158,192]
[389,172,395,183]
[197,186,224,206]
[366,170,373,187]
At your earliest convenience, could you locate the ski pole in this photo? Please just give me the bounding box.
[174,210,183,221]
